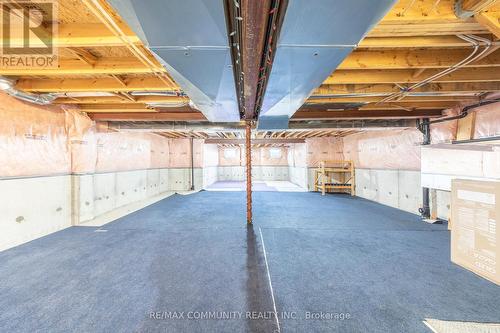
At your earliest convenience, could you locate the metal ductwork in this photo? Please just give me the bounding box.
[257,0,397,129]
[108,0,240,122]
[0,77,55,105]
[110,121,245,132]
[108,118,416,132]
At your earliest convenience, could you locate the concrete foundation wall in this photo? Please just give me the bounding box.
[254,166,289,181]
[218,166,245,181]
[435,190,451,221]
[0,175,72,252]
[167,168,203,191]
[421,144,500,221]
[307,168,317,191]
[355,169,422,214]
[217,166,290,181]
[289,167,308,189]
[203,166,218,188]
[0,167,206,251]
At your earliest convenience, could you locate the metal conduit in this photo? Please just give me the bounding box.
[378,34,492,104]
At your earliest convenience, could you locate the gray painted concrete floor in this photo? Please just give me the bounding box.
[0,191,499,332]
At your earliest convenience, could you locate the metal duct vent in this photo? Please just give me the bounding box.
[108,0,240,122]
[0,77,55,105]
[258,0,397,129]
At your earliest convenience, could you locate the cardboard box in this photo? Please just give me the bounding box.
[451,179,500,285]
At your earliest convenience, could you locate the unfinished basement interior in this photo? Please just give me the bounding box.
[1,0,500,332]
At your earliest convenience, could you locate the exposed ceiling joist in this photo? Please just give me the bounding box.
[55,96,187,104]
[77,103,193,112]
[462,0,498,13]
[307,96,480,103]
[81,0,176,88]
[288,119,417,129]
[0,23,141,48]
[25,70,492,94]
[358,35,497,48]
[67,48,99,67]
[205,138,305,144]
[368,21,488,37]
[93,107,442,122]
[4,0,499,125]
[78,104,149,112]
[314,82,500,95]
[305,100,462,109]
[475,11,500,38]
[108,119,416,131]
[0,58,162,76]
[368,0,495,36]
[324,68,500,84]
[81,102,441,114]
[338,49,500,70]
[89,112,206,121]
[292,109,443,120]
[16,77,175,92]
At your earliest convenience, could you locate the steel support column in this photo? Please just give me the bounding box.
[245,121,253,224]
[418,118,431,219]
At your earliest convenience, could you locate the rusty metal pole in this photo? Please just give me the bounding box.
[245,121,253,224]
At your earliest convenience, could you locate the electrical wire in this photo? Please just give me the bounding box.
[377,34,480,103]
[376,34,492,105]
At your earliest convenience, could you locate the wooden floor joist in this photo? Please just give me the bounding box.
[54,96,188,104]
[0,58,163,76]
[3,0,499,123]
[324,68,500,85]
[293,109,443,120]
[368,21,489,36]
[0,24,141,48]
[77,103,195,112]
[89,112,206,121]
[313,82,500,95]
[307,96,480,104]
[358,35,497,48]
[205,138,306,144]
[16,77,175,92]
[338,49,500,70]
[306,101,463,109]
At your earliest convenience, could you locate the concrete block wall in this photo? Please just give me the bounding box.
[355,169,422,214]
